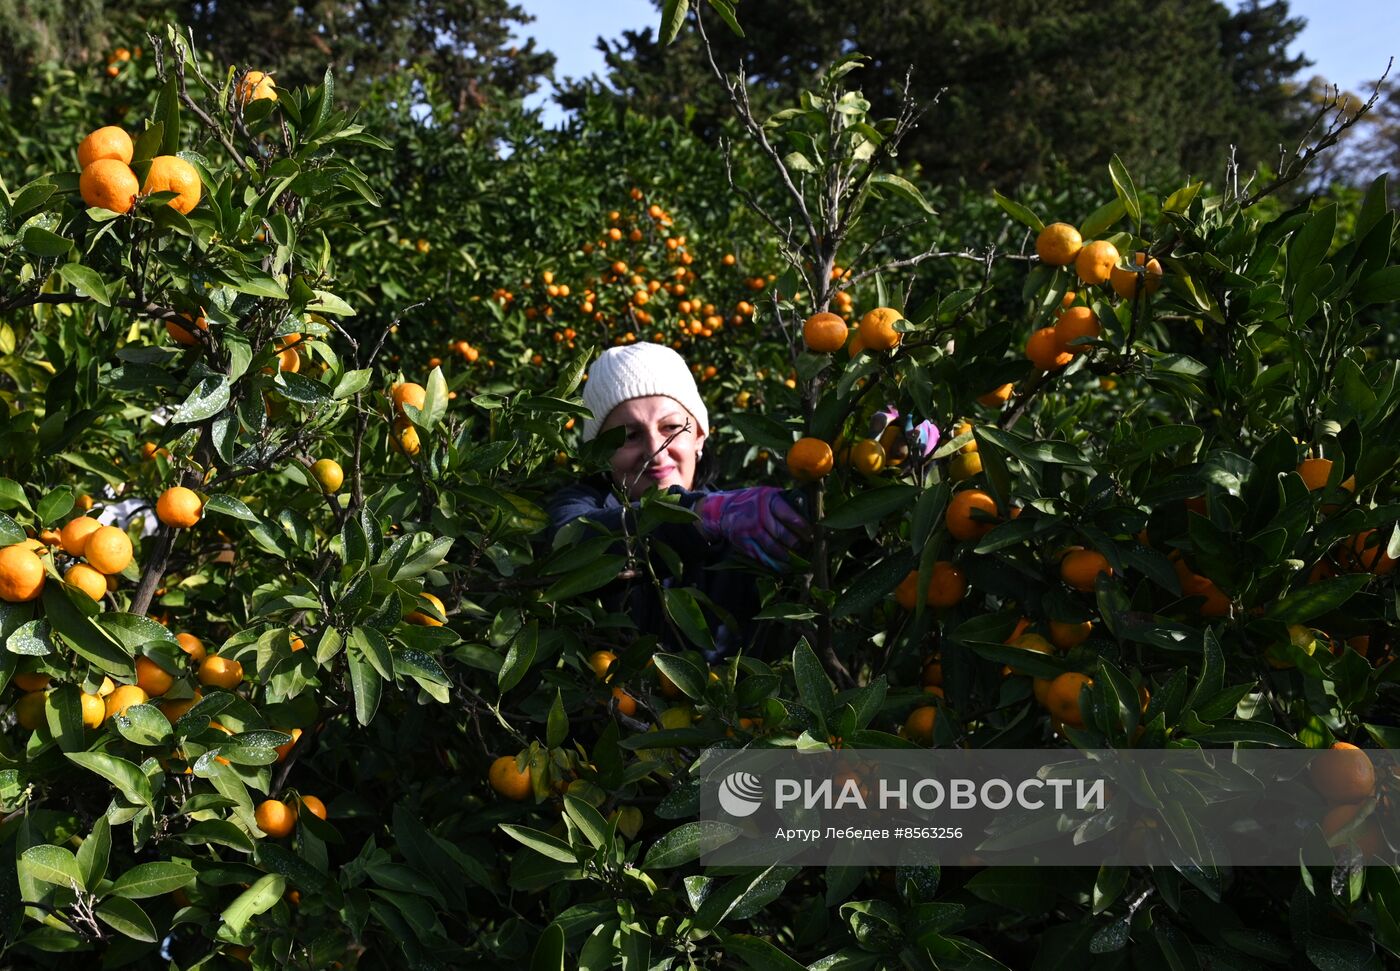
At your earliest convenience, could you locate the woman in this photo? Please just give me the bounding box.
[547,343,810,660]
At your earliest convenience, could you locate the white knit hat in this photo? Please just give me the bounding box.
[582,343,708,441]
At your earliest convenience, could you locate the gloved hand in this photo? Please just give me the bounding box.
[696,487,811,570]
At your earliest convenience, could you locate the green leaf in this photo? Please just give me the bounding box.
[95,896,157,942]
[221,873,285,935]
[642,821,739,869]
[532,924,566,971]
[110,861,196,899]
[58,263,112,307]
[20,845,83,889]
[497,620,538,693]
[332,368,372,400]
[1079,198,1126,239]
[1288,204,1336,282]
[831,553,913,620]
[720,932,808,971]
[500,824,579,863]
[870,173,935,214]
[307,289,355,315]
[1265,575,1370,623]
[822,484,917,529]
[992,191,1043,232]
[794,638,835,720]
[652,652,708,700]
[563,795,612,851]
[76,816,111,890]
[112,703,173,747]
[203,494,259,522]
[20,227,72,258]
[541,555,625,601]
[1108,155,1141,225]
[172,377,230,423]
[65,752,152,807]
[663,586,713,652]
[659,0,690,45]
[1353,265,1400,306]
[547,690,568,748]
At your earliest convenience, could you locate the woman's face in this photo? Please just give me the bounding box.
[601,395,706,499]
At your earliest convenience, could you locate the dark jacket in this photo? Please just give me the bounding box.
[545,477,770,663]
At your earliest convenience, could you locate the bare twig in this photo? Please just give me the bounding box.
[1237,64,1391,209]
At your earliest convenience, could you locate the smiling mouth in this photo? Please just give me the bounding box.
[646,466,677,477]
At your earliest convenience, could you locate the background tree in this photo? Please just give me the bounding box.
[0,0,555,126]
[559,0,1320,192]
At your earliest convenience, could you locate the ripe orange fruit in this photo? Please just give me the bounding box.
[85,525,133,574]
[945,489,999,541]
[1061,549,1113,592]
[1075,240,1120,286]
[1342,529,1396,575]
[77,126,134,168]
[299,794,328,820]
[159,692,201,723]
[1035,223,1083,266]
[787,437,834,481]
[1053,306,1101,355]
[104,684,149,719]
[922,660,943,686]
[64,563,107,603]
[928,561,967,607]
[142,155,202,214]
[1311,742,1376,804]
[156,486,203,528]
[167,313,208,346]
[0,545,46,602]
[60,516,103,556]
[1045,672,1093,727]
[1026,326,1071,370]
[176,633,207,663]
[79,158,139,213]
[849,439,885,475]
[16,691,47,730]
[13,672,49,692]
[390,418,421,456]
[1296,457,1334,491]
[904,705,938,744]
[489,754,532,800]
[948,452,982,482]
[611,686,638,716]
[405,591,445,626]
[803,312,848,352]
[255,799,297,838]
[274,727,302,761]
[1320,803,1384,856]
[198,655,244,690]
[310,459,344,494]
[977,383,1014,407]
[239,70,277,103]
[1009,633,1054,675]
[588,650,617,681]
[135,656,174,696]
[80,692,105,729]
[1048,619,1093,650]
[1110,252,1163,299]
[857,307,902,351]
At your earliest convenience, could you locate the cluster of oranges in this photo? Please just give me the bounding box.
[1313,742,1386,857]
[103,46,139,78]
[254,792,328,839]
[76,126,201,216]
[0,515,133,608]
[1024,222,1163,372]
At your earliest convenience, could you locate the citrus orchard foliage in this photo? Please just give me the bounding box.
[1,14,1400,971]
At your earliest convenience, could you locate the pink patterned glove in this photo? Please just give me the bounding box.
[696,487,811,570]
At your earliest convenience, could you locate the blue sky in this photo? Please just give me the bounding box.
[514,0,1396,128]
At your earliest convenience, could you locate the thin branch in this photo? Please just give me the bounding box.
[1238,64,1391,209]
